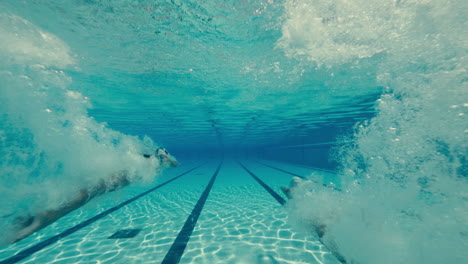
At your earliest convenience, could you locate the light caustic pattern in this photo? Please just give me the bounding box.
[0,183,337,264]
[279,1,467,264]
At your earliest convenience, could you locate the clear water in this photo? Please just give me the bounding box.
[0,1,466,264]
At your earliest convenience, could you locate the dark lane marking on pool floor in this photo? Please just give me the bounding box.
[238,162,286,206]
[254,160,306,179]
[161,161,223,264]
[238,162,347,264]
[0,164,205,264]
[260,159,338,174]
[255,160,343,191]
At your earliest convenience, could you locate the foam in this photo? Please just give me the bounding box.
[279,1,467,263]
[277,0,467,68]
[0,12,162,244]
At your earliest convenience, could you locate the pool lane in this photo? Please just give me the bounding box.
[1,159,344,264]
[178,160,339,264]
[238,162,286,206]
[161,161,222,264]
[243,161,346,263]
[56,161,221,264]
[0,161,207,264]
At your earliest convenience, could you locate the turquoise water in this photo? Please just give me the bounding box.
[0,1,466,264]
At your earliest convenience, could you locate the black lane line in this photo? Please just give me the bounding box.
[255,161,306,179]
[264,160,338,174]
[238,162,347,264]
[161,161,222,264]
[256,160,342,191]
[0,164,204,264]
[238,162,286,206]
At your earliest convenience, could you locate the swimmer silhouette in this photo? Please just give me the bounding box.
[12,148,178,243]
[281,177,347,263]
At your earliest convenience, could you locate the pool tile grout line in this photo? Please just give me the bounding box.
[161,161,223,264]
[237,161,286,206]
[0,164,206,264]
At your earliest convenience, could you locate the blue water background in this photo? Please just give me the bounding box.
[0,1,466,263]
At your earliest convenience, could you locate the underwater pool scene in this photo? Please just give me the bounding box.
[0,0,466,263]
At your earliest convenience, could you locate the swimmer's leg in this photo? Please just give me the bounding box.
[13,215,35,229]
[13,189,92,243]
[13,215,43,243]
[12,173,129,243]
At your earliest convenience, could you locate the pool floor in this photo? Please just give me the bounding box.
[0,159,341,264]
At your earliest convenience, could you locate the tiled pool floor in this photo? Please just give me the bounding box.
[0,159,341,264]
